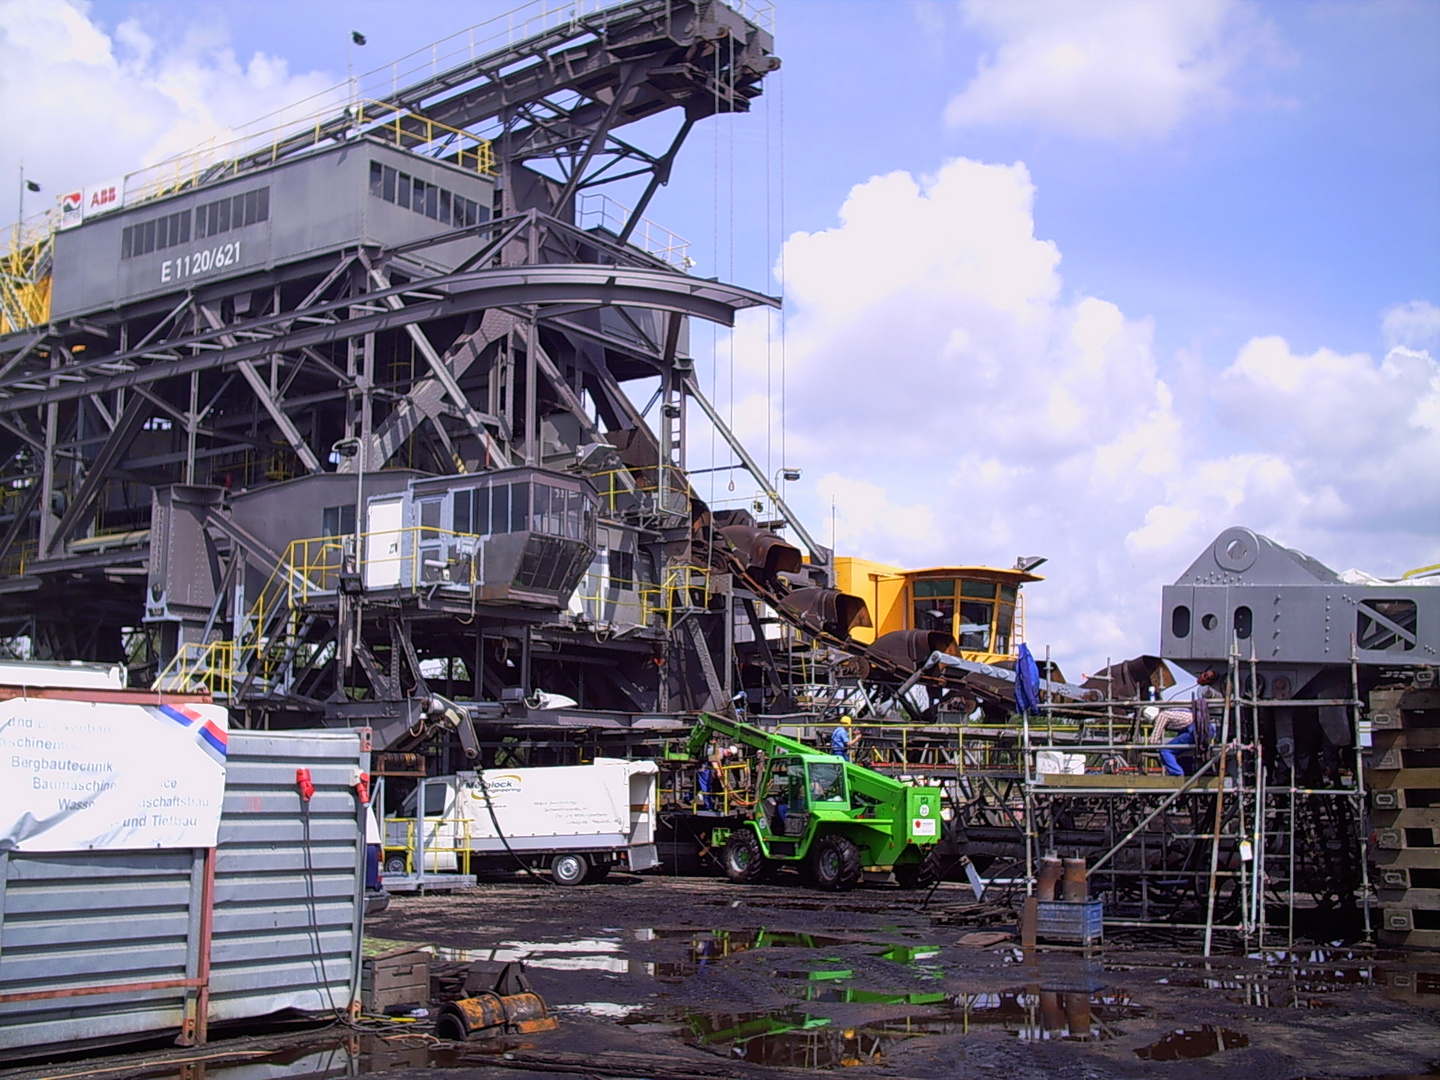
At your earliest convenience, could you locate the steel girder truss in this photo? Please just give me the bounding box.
[0,0,782,699]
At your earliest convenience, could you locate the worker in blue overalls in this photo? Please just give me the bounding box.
[1158,669,1221,776]
[831,714,855,761]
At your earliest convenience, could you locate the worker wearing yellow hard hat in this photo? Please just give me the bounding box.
[830,714,855,760]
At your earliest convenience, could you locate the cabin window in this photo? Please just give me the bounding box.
[612,550,635,591]
[914,597,954,633]
[995,602,1014,655]
[959,601,993,651]
[322,504,356,537]
[808,762,846,802]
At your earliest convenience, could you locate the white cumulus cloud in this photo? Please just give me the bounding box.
[1382,299,1440,354]
[945,0,1282,140]
[722,157,1440,676]
[0,0,337,215]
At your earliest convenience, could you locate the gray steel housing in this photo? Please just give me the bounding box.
[0,727,367,1055]
[1161,526,1439,683]
[51,138,495,321]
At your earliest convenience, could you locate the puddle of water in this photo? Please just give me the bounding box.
[1293,1068,1440,1080]
[621,1008,884,1068]
[552,1001,644,1019]
[874,944,942,964]
[1134,1026,1249,1061]
[650,929,867,979]
[113,1034,523,1080]
[1152,956,1440,1010]
[621,987,1148,1065]
[775,967,854,981]
[699,898,890,915]
[431,936,650,976]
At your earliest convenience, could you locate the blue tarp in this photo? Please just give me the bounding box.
[1015,642,1041,715]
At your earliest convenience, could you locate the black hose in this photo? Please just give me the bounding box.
[474,766,552,885]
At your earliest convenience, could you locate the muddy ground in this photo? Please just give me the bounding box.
[7,873,1439,1080]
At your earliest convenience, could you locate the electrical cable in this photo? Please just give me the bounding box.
[474,765,553,885]
[298,799,346,1019]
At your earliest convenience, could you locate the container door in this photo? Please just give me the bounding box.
[365,497,405,589]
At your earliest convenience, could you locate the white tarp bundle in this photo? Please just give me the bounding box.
[0,697,228,851]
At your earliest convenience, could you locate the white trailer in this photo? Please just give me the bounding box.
[383,758,659,887]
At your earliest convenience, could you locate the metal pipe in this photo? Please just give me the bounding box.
[0,977,204,1005]
[196,846,216,1043]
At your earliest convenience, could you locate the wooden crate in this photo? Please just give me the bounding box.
[362,948,430,1013]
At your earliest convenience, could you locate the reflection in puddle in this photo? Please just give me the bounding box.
[434,937,647,975]
[1153,956,1440,1010]
[874,944,942,964]
[622,987,1147,1065]
[698,898,890,915]
[1134,1026,1249,1061]
[115,1035,519,1080]
[652,929,862,979]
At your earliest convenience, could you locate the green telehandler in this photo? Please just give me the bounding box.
[687,713,943,891]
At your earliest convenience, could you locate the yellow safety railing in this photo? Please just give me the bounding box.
[1,211,56,333]
[588,463,692,519]
[640,563,714,630]
[662,759,754,816]
[126,98,495,209]
[152,531,335,696]
[0,539,37,579]
[355,101,495,175]
[153,525,487,695]
[383,814,476,875]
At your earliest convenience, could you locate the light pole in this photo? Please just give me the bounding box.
[331,437,363,569]
[770,466,800,521]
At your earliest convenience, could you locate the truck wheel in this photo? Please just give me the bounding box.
[551,852,590,886]
[384,855,408,875]
[812,834,862,892]
[589,860,611,881]
[724,829,770,884]
[894,849,942,890]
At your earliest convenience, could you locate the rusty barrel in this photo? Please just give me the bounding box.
[1037,856,1063,901]
[436,991,558,1040]
[1061,857,1088,903]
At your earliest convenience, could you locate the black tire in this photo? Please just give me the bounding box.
[384,854,408,875]
[551,852,589,886]
[893,847,942,890]
[589,860,612,881]
[811,833,862,892]
[724,828,770,884]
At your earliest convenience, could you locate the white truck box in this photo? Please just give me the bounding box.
[384,758,658,884]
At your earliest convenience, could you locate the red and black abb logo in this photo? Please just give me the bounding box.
[89,186,119,210]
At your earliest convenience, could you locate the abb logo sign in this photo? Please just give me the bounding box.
[88,185,119,211]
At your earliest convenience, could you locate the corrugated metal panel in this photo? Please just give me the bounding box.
[0,849,199,1050]
[210,731,365,1021]
[0,727,366,1054]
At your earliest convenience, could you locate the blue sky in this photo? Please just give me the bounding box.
[2,0,1437,674]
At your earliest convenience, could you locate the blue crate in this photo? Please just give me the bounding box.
[1035,899,1104,946]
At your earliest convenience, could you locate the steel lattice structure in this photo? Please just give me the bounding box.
[0,0,803,747]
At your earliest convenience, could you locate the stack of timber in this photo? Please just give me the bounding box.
[1367,673,1440,948]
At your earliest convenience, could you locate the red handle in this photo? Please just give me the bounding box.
[296,767,314,803]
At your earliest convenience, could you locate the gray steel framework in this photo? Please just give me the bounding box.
[0,0,795,738]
